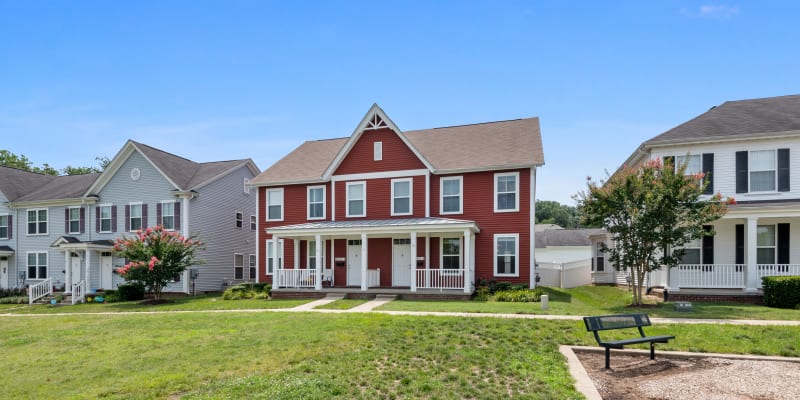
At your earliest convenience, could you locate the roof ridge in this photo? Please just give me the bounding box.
[0,164,59,177]
[409,117,536,132]
[131,140,200,165]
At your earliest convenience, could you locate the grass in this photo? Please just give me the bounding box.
[2,310,798,399]
[377,286,800,320]
[313,299,369,310]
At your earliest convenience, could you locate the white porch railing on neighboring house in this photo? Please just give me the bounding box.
[756,264,800,283]
[415,268,465,290]
[28,278,53,305]
[72,280,87,305]
[674,264,745,289]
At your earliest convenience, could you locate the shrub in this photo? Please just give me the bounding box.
[473,287,491,301]
[0,296,29,304]
[762,276,800,309]
[492,288,544,303]
[222,283,271,300]
[0,288,25,299]
[116,283,145,301]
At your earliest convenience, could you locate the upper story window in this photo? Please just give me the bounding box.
[266,188,284,221]
[129,203,143,232]
[235,212,243,229]
[160,201,175,230]
[0,215,9,239]
[494,172,519,212]
[99,205,113,233]
[307,186,325,220]
[346,181,366,217]
[250,215,257,231]
[243,177,251,195]
[391,178,412,216]
[27,208,48,235]
[440,176,463,215]
[67,207,82,234]
[750,150,776,192]
[374,141,383,161]
[675,154,701,175]
[494,234,519,277]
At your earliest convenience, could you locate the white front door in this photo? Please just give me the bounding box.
[0,257,8,289]
[71,255,82,285]
[100,253,113,290]
[392,240,411,287]
[347,243,362,286]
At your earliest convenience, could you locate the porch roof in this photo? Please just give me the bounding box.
[51,236,115,250]
[0,245,14,256]
[267,217,480,237]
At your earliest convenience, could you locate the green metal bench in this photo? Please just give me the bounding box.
[583,313,675,369]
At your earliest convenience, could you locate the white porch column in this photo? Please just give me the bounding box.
[64,250,71,294]
[360,233,368,291]
[470,233,476,291]
[330,238,335,286]
[85,250,92,290]
[272,236,281,289]
[424,235,430,288]
[410,231,417,292]
[463,229,472,293]
[745,217,759,291]
[293,239,300,269]
[315,235,323,290]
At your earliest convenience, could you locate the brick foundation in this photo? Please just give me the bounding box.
[666,293,763,305]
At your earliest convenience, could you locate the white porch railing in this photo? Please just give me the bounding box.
[276,268,317,288]
[367,268,380,288]
[756,264,800,282]
[674,264,745,289]
[415,268,465,290]
[28,278,53,305]
[72,280,87,305]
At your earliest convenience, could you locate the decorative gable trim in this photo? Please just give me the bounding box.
[322,104,434,179]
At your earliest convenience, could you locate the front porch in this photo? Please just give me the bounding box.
[271,286,473,300]
[669,263,800,291]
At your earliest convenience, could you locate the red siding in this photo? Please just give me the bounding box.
[333,239,347,285]
[334,175,425,220]
[368,238,393,287]
[335,127,426,175]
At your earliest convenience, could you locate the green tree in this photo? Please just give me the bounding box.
[1,149,109,175]
[576,159,731,305]
[535,200,580,227]
[60,156,111,175]
[113,225,204,302]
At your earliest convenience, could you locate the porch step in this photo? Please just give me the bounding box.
[324,293,346,300]
[374,294,397,301]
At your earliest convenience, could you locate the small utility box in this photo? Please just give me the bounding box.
[673,301,693,312]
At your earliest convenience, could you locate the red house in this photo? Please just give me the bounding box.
[250,104,544,298]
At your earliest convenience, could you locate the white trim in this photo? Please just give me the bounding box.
[25,250,48,280]
[374,141,383,161]
[391,178,413,216]
[98,204,113,233]
[530,166,537,288]
[25,207,49,236]
[127,202,144,232]
[494,171,520,213]
[439,235,462,271]
[307,185,326,220]
[66,206,82,235]
[243,177,251,195]
[265,238,284,276]
[749,149,778,193]
[235,211,243,229]
[267,221,480,237]
[234,253,245,279]
[332,168,428,182]
[159,200,177,230]
[248,254,256,280]
[331,182,336,221]
[439,176,463,215]
[250,215,257,231]
[346,181,366,218]
[424,171,430,218]
[266,188,284,222]
[494,233,520,277]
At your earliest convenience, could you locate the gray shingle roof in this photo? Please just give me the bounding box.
[647,94,800,145]
[0,166,58,202]
[16,172,100,202]
[534,228,605,248]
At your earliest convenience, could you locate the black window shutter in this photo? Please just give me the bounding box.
[702,225,714,264]
[111,205,117,233]
[736,151,748,193]
[778,223,790,264]
[95,207,100,233]
[778,148,790,192]
[702,153,714,194]
[142,204,148,229]
[174,202,181,230]
[79,207,85,234]
[125,205,130,232]
[663,156,674,171]
[735,224,744,264]
[64,209,69,233]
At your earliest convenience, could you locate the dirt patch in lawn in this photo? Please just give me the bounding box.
[572,348,800,400]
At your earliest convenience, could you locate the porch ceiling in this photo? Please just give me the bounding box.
[266,217,480,238]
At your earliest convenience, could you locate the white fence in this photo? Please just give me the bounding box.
[673,264,800,289]
[28,278,53,305]
[72,280,87,305]
[416,268,465,290]
[276,268,380,289]
[536,259,592,289]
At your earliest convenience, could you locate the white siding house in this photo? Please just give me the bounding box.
[612,94,800,301]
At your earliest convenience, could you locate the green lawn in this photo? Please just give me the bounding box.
[377,286,800,320]
[2,310,798,399]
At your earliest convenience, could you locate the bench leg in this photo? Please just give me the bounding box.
[605,347,611,369]
[650,343,655,360]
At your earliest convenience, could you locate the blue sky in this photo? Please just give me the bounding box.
[1,1,798,204]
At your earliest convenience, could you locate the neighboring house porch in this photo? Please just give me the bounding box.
[51,236,118,293]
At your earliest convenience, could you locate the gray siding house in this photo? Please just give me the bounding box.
[0,140,259,295]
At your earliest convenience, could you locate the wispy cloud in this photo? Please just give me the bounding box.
[682,4,740,19]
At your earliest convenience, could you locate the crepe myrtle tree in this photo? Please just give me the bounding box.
[113,225,204,301]
[576,158,733,305]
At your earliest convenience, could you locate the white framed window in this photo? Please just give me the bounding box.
[27,208,48,235]
[243,177,251,195]
[266,188,284,221]
[99,205,113,233]
[374,141,383,161]
[160,201,175,230]
[391,178,413,216]
[494,172,519,212]
[27,251,48,280]
[675,154,701,175]
[234,253,244,280]
[129,203,143,232]
[235,212,243,229]
[307,185,326,220]
[346,181,366,217]
[307,240,324,269]
[249,254,256,279]
[440,176,463,215]
[494,234,519,277]
[250,215,257,231]
[67,207,81,234]
[266,239,284,275]
[0,214,8,239]
[757,225,776,264]
[676,238,701,264]
[441,237,462,272]
[750,150,777,192]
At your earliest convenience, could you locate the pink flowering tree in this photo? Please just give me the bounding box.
[113,225,204,301]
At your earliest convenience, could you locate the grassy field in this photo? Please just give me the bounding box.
[377,286,800,320]
[2,309,798,399]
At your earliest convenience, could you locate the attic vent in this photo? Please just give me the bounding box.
[365,113,388,130]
